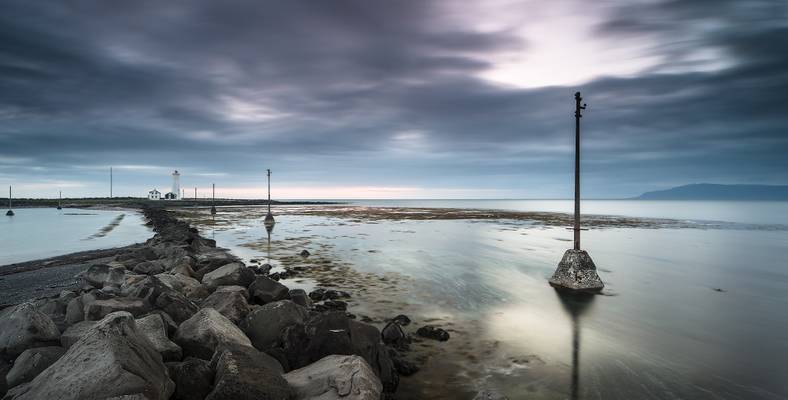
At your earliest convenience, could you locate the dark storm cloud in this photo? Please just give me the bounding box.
[0,0,787,197]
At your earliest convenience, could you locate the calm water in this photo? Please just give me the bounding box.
[183,200,788,400]
[0,208,152,266]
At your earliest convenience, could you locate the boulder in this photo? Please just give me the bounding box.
[205,345,291,400]
[133,260,167,275]
[240,300,307,351]
[416,325,450,342]
[202,263,255,290]
[248,276,289,305]
[174,308,252,360]
[123,276,198,323]
[0,303,60,359]
[155,273,202,298]
[3,312,174,400]
[381,321,408,349]
[136,314,182,361]
[299,250,310,257]
[4,346,65,389]
[215,285,249,300]
[64,297,84,326]
[284,355,382,400]
[81,263,126,289]
[473,389,510,400]
[348,320,399,393]
[548,249,604,292]
[201,288,250,324]
[60,321,97,349]
[85,298,147,321]
[391,314,411,326]
[167,358,214,400]
[288,289,312,308]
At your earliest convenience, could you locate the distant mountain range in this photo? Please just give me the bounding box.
[635,184,788,200]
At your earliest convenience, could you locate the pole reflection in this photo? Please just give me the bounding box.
[554,290,597,400]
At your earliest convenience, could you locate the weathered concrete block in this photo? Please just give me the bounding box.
[548,249,604,292]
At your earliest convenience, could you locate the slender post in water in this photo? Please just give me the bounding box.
[264,169,275,226]
[6,186,14,216]
[110,167,113,199]
[211,183,217,214]
[57,190,62,210]
[573,92,586,251]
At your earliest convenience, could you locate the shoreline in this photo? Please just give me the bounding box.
[0,206,433,399]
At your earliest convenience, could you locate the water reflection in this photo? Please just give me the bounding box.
[554,290,597,400]
[265,221,274,265]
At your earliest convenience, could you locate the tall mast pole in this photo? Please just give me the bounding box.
[211,183,216,214]
[6,186,13,216]
[573,92,586,251]
[267,169,271,214]
[110,167,113,198]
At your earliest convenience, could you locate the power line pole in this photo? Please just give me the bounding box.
[6,186,13,216]
[573,92,586,251]
[264,169,275,226]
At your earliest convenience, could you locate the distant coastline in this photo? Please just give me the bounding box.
[0,197,341,209]
[634,184,788,201]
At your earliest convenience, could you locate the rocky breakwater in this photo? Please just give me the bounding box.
[0,207,397,400]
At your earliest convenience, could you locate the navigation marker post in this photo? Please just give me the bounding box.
[548,92,604,292]
[264,169,275,227]
[6,186,13,216]
[211,183,217,215]
[57,191,62,210]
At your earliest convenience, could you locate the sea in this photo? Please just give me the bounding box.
[1,200,787,399]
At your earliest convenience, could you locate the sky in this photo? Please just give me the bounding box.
[1,0,787,199]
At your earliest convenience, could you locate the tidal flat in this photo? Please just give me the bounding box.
[177,204,788,400]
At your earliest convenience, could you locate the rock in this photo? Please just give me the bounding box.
[146,310,178,337]
[284,355,382,400]
[202,262,255,290]
[133,260,167,275]
[85,298,147,321]
[5,346,65,389]
[193,252,241,280]
[548,249,604,292]
[0,303,60,359]
[252,263,272,275]
[155,273,202,298]
[308,288,326,301]
[0,359,11,397]
[174,308,252,360]
[299,250,310,257]
[240,300,307,351]
[391,314,411,326]
[381,321,408,349]
[314,300,347,312]
[167,358,214,400]
[324,289,351,300]
[391,354,419,376]
[416,325,450,341]
[214,285,249,300]
[206,345,292,400]
[276,312,398,393]
[136,314,182,361]
[123,276,199,323]
[201,288,250,324]
[60,321,97,349]
[3,312,174,400]
[473,389,510,400]
[170,261,197,279]
[213,343,284,374]
[248,276,289,305]
[288,289,312,308]
[81,263,126,289]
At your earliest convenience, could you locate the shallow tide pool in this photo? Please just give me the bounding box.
[182,205,787,400]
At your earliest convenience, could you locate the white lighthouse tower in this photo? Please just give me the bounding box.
[172,170,181,200]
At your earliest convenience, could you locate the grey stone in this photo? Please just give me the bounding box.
[473,389,510,400]
[288,289,312,308]
[5,346,65,389]
[248,276,289,305]
[81,263,126,289]
[135,314,182,362]
[201,288,250,324]
[284,355,382,400]
[174,308,252,360]
[167,358,214,400]
[85,298,147,321]
[3,312,174,400]
[548,249,604,292]
[60,321,97,349]
[133,260,167,275]
[240,300,307,351]
[0,303,60,359]
[155,273,202,298]
[202,263,255,290]
[205,345,291,400]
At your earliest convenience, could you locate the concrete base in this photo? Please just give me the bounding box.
[264,212,275,227]
[5,209,13,216]
[210,206,217,215]
[549,249,604,293]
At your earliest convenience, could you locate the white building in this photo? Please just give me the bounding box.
[147,189,161,200]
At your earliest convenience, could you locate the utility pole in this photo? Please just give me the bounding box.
[6,186,14,216]
[264,169,275,226]
[573,92,586,251]
[548,92,603,293]
[110,167,113,199]
[57,190,62,210]
[211,183,217,215]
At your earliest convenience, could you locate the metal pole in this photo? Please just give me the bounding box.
[110,167,113,198]
[573,92,586,251]
[8,186,11,209]
[267,169,271,214]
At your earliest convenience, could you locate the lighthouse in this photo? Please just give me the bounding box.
[172,170,181,200]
